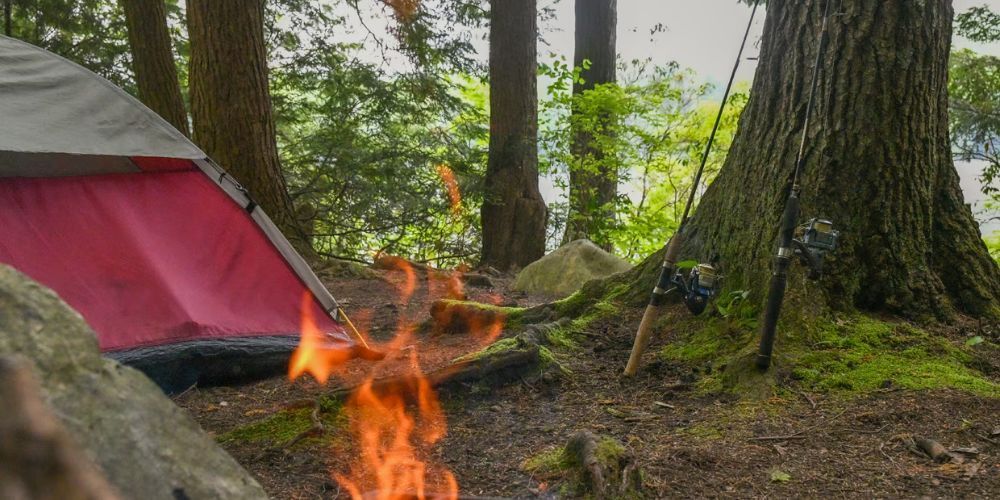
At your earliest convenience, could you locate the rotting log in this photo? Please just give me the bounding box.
[0,356,120,500]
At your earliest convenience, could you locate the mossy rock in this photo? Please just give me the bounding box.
[514,240,632,298]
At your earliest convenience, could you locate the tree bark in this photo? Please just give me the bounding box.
[563,0,617,250]
[187,0,304,247]
[120,0,189,137]
[481,0,547,271]
[628,0,999,320]
[4,0,11,37]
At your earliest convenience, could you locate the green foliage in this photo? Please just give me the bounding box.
[266,1,489,266]
[956,4,1000,43]
[4,0,132,89]
[539,57,746,260]
[986,231,1000,263]
[952,5,1000,235]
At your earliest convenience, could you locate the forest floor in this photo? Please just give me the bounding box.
[175,266,1000,499]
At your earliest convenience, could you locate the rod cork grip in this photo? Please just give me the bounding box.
[624,304,661,376]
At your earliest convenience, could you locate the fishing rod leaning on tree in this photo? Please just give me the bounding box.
[755,0,842,371]
[623,0,761,377]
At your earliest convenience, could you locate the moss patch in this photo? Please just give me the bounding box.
[660,313,1000,398]
[219,397,345,446]
[453,337,522,363]
[547,287,627,348]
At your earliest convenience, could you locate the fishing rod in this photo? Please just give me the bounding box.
[755,0,841,371]
[624,0,761,377]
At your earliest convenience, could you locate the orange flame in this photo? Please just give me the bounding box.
[335,351,457,500]
[436,165,462,217]
[385,0,420,22]
[288,293,351,384]
[290,251,508,497]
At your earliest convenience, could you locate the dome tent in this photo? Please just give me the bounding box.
[0,35,366,393]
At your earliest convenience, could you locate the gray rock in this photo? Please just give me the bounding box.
[0,265,267,500]
[513,239,632,298]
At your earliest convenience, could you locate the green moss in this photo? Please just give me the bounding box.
[219,397,345,446]
[453,337,522,363]
[660,313,1000,398]
[434,299,527,330]
[547,297,620,348]
[523,446,572,474]
[678,422,725,441]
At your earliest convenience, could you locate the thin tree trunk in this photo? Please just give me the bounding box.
[627,0,999,319]
[4,0,11,37]
[481,0,547,271]
[187,0,305,248]
[120,0,189,137]
[563,0,617,250]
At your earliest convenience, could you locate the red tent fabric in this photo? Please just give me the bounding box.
[0,35,361,392]
[0,165,344,352]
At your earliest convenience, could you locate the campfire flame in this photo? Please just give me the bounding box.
[436,165,462,216]
[385,0,420,22]
[289,250,503,498]
[288,292,351,384]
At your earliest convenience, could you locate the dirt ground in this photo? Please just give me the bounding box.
[175,267,1000,499]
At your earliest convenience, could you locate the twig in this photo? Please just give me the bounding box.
[973,432,999,446]
[281,399,325,450]
[748,408,849,442]
[792,388,818,410]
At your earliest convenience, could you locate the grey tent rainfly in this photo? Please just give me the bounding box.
[0,35,374,393]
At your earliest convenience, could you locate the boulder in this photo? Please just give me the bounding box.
[0,265,267,500]
[513,240,632,297]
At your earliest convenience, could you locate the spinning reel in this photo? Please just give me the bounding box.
[792,218,840,280]
[672,263,721,316]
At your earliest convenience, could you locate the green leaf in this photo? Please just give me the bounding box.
[676,260,698,270]
[966,336,985,346]
[770,469,792,483]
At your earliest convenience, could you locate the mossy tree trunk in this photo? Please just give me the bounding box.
[188,0,305,249]
[625,0,999,321]
[563,0,618,250]
[481,0,548,271]
[120,0,189,137]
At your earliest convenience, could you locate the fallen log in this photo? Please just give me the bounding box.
[0,356,120,500]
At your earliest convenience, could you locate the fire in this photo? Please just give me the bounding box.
[288,292,351,384]
[385,0,420,22]
[334,351,457,500]
[289,253,503,498]
[435,165,462,216]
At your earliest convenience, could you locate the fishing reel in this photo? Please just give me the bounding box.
[672,263,721,316]
[793,218,840,280]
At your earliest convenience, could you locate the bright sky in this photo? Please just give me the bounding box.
[531,0,1000,233]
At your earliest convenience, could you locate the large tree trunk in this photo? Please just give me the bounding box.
[120,0,189,137]
[187,0,304,247]
[563,0,617,250]
[481,0,547,271]
[628,0,999,320]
